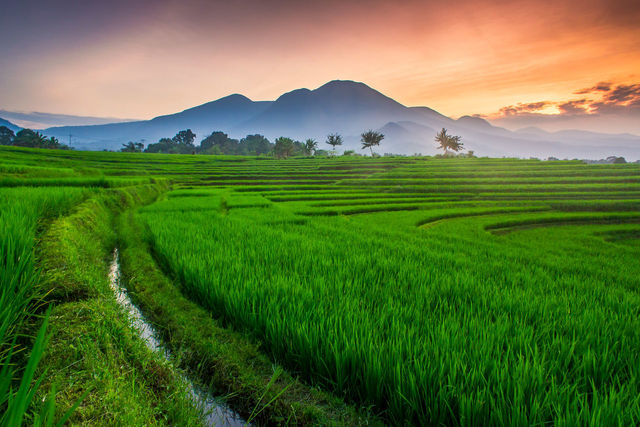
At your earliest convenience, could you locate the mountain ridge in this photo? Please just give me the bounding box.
[36,80,640,159]
[0,117,22,133]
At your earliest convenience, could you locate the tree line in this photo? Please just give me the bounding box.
[1,123,469,157]
[127,130,322,157]
[0,126,71,150]
[123,128,394,158]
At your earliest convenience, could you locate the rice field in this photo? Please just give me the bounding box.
[137,156,640,425]
[1,145,640,425]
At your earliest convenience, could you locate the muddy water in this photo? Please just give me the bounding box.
[109,249,247,427]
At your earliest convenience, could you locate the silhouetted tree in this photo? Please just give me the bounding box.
[120,141,144,152]
[42,136,59,149]
[435,128,463,155]
[292,140,306,156]
[326,133,343,155]
[200,131,240,154]
[173,129,196,147]
[144,130,197,154]
[8,129,69,149]
[606,156,626,164]
[274,137,295,159]
[144,137,175,153]
[0,126,15,145]
[360,130,384,155]
[201,131,228,151]
[239,134,272,155]
[12,129,47,147]
[304,138,318,156]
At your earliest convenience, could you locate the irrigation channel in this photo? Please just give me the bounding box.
[108,249,247,427]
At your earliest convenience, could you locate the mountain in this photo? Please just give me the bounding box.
[377,121,436,155]
[44,94,272,150]
[0,117,22,133]
[150,94,271,129]
[0,110,135,129]
[233,80,411,138]
[41,80,640,159]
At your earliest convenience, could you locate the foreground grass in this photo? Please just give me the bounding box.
[0,187,89,425]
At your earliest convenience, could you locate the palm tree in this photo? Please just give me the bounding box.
[360,130,384,156]
[435,128,463,155]
[304,138,318,156]
[43,136,59,149]
[326,133,343,156]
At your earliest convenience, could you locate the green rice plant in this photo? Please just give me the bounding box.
[2,144,640,425]
[139,157,640,425]
[0,187,88,425]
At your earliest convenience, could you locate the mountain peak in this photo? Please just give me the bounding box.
[314,80,386,98]
[218,93,252,103]
[456,115,492,128]
[317,79,370,89]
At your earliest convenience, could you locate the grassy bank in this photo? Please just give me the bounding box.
[31,184,204,425]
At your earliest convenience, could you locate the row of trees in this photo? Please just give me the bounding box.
[124,127,466,157]
[271,128,463,158]
[133,131,289,156]
[125,129,392,158]
[1,124,465,156]
[0,126,71,150]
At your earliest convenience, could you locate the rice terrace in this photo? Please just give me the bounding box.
[1,142,639,425]
[3,0,640,425]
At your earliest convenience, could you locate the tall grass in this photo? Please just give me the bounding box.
[0,188,87,425]
[140,158,640,425]
[2,145,640,424]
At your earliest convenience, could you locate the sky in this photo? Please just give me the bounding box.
[1,0,639,132]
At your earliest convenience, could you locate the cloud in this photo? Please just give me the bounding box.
[557,99,590,114]
[488,81,640,119]
[605,84,640,104]
[497,101,551,116]
[574,82,612,94]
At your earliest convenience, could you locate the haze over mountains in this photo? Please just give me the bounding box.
[0,110,136,130]
[3,80,640,159]
[0,117,21,133]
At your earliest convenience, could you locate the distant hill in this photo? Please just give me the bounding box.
[0,110,136,129]
[0,117,22,133]
[41,80,640,159]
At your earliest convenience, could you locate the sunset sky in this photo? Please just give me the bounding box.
[1,0,639,129]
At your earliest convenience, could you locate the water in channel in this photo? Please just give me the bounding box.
[108,249,247,427]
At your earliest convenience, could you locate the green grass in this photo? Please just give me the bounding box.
[2,145,640,425]
[137,156,640,425]
[32,186,202,425]
[0,187,89,425]
[115,210,379,426]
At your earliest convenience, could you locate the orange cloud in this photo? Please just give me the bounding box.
[497,102,553,116]
[486,81,640,119]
